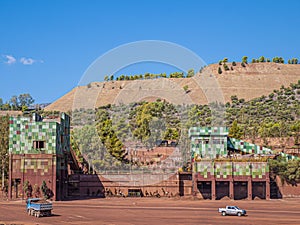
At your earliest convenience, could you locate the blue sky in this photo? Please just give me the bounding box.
[1,0,300,103]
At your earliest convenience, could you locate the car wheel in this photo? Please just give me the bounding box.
[222,211,226,216]
[237,212,241,217]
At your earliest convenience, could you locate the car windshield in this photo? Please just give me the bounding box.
[234,206,240,209]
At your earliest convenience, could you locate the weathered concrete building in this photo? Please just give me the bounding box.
[8,113,70,200]
[189,127,272,200]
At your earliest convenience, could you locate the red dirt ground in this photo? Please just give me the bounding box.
[1,197,300,225]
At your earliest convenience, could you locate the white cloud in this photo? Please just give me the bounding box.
[20,57,36,65]
[3,55,16,65]
[1,54,44,65]
[20,57,44,65]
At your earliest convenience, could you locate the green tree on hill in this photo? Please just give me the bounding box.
[187,69,195,78]
[170,72,184,78]
[228,120,243,139]
[242,56,248,64]
[292,58,298,64]
[223,63,230,71]
[7,93,34,110]
[218,67,222,74]
[18,94,34,109]
[273,57,284,64]
[289,58,299,64]
[269,157,300,185]
[259,56,265,62]
[95,107,126,161]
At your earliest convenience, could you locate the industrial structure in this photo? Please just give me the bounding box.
[7,114,297,200]
[189,127,272,200]
[68,126,279,200]
[8,113,70,200]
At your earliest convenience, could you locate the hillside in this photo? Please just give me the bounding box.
[45,63,300,112]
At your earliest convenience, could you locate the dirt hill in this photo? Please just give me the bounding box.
[45,63,300,112]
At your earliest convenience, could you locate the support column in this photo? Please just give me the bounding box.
[229,179,234,199]
[52,155,57,201]
[266,179,270,200]
[192,175,198,196]
[247,178,252,200]
[8,154,12,199]
[211,179,216,200]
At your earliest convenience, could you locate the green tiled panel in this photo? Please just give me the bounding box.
[251,162,269,178]
[189,127,277,161]
[9,117,57,154]
[9,113,70,155]
[214,162,232,178]
[189,127,228,160]
[229,138,273,155]
[194,161,269,178]
[189,127,229,137]
[191,138,227,159]
[194,161,214,178]
[280,152,299,160]
[233,162,251,176]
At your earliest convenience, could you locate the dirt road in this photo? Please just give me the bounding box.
[1,198,300,225]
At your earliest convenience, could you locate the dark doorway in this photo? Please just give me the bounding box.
[197,181,211,199]
[179,173,192,196]
[234,182,247,200]
[252,182,266,199]
[216,181,229,200]
[128,189,143,197]
[14,178,21,198]
[270,177,282,199]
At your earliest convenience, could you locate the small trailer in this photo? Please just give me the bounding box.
[26,198,53,217]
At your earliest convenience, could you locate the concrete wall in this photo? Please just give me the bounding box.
[9,154,57,200]
[68,172,193,198]
[276,176,300,198]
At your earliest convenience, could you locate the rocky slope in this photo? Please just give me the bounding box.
[45,63,300,112]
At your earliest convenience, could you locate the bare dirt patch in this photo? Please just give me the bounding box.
[1,198,300,225]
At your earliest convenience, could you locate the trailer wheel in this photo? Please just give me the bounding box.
[27,209,31,216]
